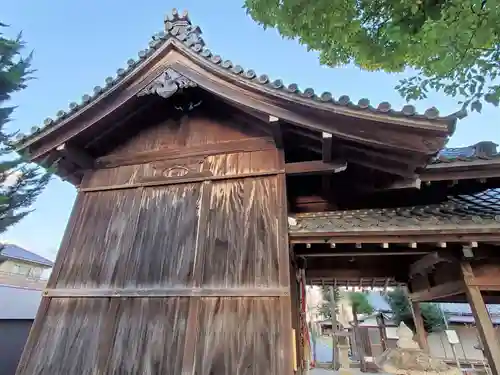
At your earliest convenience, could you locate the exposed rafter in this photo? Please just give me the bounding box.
[285,160,347,176]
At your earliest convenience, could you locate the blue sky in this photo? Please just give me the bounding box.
[2,1,499,261]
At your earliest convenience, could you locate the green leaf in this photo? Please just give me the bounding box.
[244,0,500,111]
[471,100,483,113]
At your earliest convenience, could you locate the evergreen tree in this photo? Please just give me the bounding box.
[348,291,374,316]
[319,287,374,319]
[318,286,341,319]
[385,287,446,333]
[0,23,50,235]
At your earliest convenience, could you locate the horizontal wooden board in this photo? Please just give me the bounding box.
[108,113,271,157]
[84,149,280,189]
[44,286,290,298]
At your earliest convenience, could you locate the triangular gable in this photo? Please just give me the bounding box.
[15,10,460,156]
[14,9,475,188]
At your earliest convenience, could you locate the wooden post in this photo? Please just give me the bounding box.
[460,262,500,375]
[409,300,429,352]
[376,313,388,352]
[328,286,340,370]
[352,304,367,372]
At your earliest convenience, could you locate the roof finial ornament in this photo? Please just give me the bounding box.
[164,8,204,48]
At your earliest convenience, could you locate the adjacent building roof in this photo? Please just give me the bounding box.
[289,188,500,235]
[0,285,43,320]
[0,244,54,268]
[432,141,499,164]
[367,292,500,325]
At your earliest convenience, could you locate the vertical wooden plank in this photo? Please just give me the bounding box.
[376,313,388,352]
[46,192,86,288]
[106,297,189,374]
[182,180,212,375]
[17,298,111,375]
[17,192,86,374]
[461,262,500,375]
[277,172,294,375]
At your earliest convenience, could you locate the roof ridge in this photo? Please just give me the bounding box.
[15,8,464,148]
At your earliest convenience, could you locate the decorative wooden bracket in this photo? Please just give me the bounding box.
[137,68,197,99]
[56,143,94,170]
[409,251,457,278]
[268,115,283,149]
[138,157,212,183]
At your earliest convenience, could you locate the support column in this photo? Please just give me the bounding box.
[409,299,429,352]
[460,262,500,375]
[328,286,340,370]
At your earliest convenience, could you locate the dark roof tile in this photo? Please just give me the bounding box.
[289,188,500,233]
[15,9,462,147]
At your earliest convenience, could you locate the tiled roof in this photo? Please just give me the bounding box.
[289,188,500,234]
[431,141,499,164]
[15,9,461,149]
[367,292,500,317]
[0,244,54,268]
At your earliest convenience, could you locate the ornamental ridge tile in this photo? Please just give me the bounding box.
[15,9,462,148]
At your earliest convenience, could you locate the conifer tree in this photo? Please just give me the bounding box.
[386,287,446,333]
[0,23,50,235]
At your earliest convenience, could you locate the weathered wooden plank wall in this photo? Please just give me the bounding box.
[16,109,294,375]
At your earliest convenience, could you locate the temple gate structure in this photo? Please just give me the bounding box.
[14,10,500,375]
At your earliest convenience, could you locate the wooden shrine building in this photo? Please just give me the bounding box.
[14,10,500,375]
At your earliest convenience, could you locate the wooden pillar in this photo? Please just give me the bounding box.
[460,262,500,375]
[328,286,340,370]
[409,299,429,352]
[352,304,367,372]
[376,313,388,352]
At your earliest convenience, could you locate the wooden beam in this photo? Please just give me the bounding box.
[408,296,429,352]
[56,143,94,170]
[322,132,333,162]
[460,262,500,375]
[468,263,500,291]
[409,280,464,302]
[269,115,283,149]
[321,132,334,195]
[44,286,290,298]
[306,268,393,280]
[382,178,421,190]
[285,160,347,176]
[289,232,500,245]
